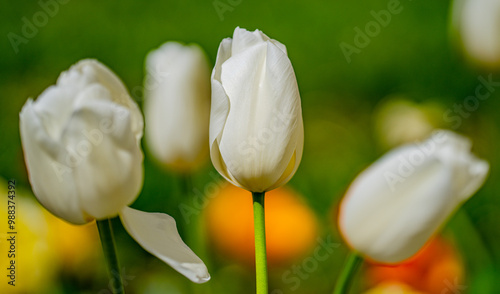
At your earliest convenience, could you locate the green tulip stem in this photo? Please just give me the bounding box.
[97,219,124,294]
[333,252,363,294]
[179,174,212,294]
[252,191,268,294]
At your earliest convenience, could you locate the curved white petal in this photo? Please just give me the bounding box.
[20,100,89,224]
[72,60,144,141]
[339,130,489,263]
[210,38,233,183]
[231,27,269,55]
[144,42,210,171]
[120,207,210,283]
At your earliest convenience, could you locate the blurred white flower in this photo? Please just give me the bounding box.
[144,42,211,172]
[19,59,209,283]
[453,0,500,68]
[339,130,489,263]
[210,27,304,192]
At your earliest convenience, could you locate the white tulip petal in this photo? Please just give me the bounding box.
[73,60,144,141]
[210,38,233,181]
[339,130,489,263]
[60,86,143,219]
[269,39,287,55]
[457,158,489,200]
[231,27,268,55]
[268,117,304,191]
[120,207,210,283]
[20,101,89,224]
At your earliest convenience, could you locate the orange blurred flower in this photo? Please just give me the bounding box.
[365,237,464,294]
[205,183,318,267]
[363,282,426,294]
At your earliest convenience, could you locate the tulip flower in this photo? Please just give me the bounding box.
[19,59,209,289]
[144,42,211,172]
[210,27,304,294]
[452,0,500,68]
[339,130,489,264]
[210,27,304,193]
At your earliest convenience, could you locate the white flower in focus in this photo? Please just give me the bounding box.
[210,27,304,192]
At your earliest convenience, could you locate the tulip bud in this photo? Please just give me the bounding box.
[339,130,489,263]
[210,27,304,192]
[20,59,144,224]
[452,0,500,68]
[144,42,211,172]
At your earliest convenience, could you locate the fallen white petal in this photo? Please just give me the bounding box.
[119,206,210,283]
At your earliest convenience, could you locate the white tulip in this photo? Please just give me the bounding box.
[453,0,500,68]
[144,42,211,172]
[20,59,144,224]
[210,27,304,192]
[19,59,209,283]
[339,130,489,263]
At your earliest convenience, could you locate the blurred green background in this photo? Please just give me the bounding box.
[1,0,500,293]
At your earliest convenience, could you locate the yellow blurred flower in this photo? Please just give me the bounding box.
[205,184,318,267]
[373,97,444,149]
[0,178,59,293]
[46,210,100,272]
[0,177,101,293]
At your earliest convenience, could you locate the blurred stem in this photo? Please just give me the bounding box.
[176,174,193,238]
[97,219,124,294]
[252,191,268,294]
[180,174,212,294]
[333,252,363,294]
[455,208,495,269]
